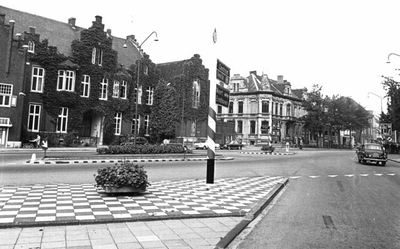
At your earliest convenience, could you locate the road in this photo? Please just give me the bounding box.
[235,150,400,249]
[2,148,400,247]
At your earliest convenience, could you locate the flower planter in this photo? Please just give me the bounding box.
[104,185,146,194]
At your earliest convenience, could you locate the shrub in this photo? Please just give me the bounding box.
[94,163,150,189]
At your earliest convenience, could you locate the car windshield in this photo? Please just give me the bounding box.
[364,144,382,150]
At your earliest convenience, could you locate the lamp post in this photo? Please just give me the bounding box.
[124,31,158,147]
[367,92,383,114]
[386,53,400,63]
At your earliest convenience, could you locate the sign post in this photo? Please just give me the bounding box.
[41,139,48,159]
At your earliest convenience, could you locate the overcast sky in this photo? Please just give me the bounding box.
[4,0,400,114]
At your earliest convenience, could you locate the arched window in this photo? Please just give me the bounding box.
[192,79,200,108]
[286,104,291,116]
[28,41,35,53]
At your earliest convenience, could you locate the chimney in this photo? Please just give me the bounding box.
[250,70,257,75]
[29,26,36,34]
[68,17,76,28]
[277,75,283,84]
[0,14,5,25]
[95,15,102,24]
[107,29,112,36]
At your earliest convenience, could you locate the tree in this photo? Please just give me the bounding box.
[302,86,371,147]
[301,84,328,147]
[149,83,180,143]
[382,77,400,131]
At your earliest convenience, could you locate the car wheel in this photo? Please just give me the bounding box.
[381,162,386,166]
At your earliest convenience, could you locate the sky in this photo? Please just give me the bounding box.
[3,0,400,115]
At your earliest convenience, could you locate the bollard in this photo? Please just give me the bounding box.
[31,153,36,162]
[285,142,289,152]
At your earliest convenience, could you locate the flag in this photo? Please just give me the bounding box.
[213,28,217,44]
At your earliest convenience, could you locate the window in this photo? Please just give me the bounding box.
[112,81,119,98]
[228,102,233,113]
[100,78,108,100]
[27,104,41,132]
[31,67,44,92]
[279,104,283,116]
[81,75,90,97]
[28,41,35,53]
[217,105,222,114]
[238,101,243,114]
[57,70,75,91]
[144,115,149,135]
[237,120,243,133]
[286,104,291,116]
[134,85,142,104]
[131,114,140,134]
[114,112,122,135]
[56,107,68,133]
[91,47,103,66]
[120,81,127,99]
[250,120,256,134]
[0,83,12,107]
[261,120,269,134]
[146,86,154,105]
[233,82,239,92]
[275,103,278,115]
[262,101,269,113]
[192,79,200,108]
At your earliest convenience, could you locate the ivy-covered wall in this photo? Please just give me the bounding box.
[26,16,161,145]
[156,54,210,140]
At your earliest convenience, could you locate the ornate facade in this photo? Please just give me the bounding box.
[218,71,307,146]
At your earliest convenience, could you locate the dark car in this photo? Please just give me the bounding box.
[121,137,148,146]
[220,141,244,150]
[357,143,387,166]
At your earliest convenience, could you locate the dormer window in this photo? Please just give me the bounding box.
[28,41,35,53]
[57,70,75,91]
[91,47,103,66]
[285,85,291,95]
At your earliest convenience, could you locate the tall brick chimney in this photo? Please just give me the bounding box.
[277,75,283,84]
[29,26,36,34]
[68,17,76,28]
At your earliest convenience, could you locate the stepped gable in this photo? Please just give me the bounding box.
[0,5,140,67]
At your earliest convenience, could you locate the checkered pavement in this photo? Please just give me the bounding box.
[0,176,286,226]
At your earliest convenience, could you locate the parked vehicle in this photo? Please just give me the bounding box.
[261,144,275,153]
[220,141,244,150]
[356,143,387,166]
[120,137,148,146]
[193,139,220,149]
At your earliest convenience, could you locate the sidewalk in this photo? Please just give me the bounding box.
[0,176,288,249]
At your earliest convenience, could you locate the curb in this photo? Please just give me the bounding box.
[241,151,296,156]
[214,178,289,249]
[25,157,235,164]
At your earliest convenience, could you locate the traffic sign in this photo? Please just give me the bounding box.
[216,84,230,108]
[216,59,230,84]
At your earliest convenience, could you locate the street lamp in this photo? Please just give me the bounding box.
[367,92,383,114]
[387,53,400,63]
[124,31,158,147]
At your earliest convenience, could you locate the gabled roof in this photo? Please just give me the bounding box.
[0,5,140,67]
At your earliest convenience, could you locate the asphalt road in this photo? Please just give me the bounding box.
[235,150,400,249]
[2,148,400,248]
